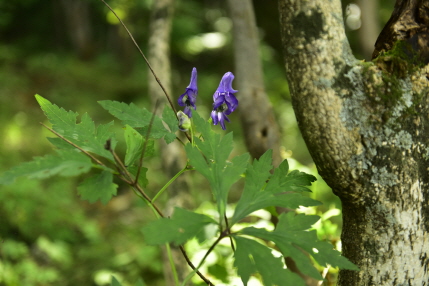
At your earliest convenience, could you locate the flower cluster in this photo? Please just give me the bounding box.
[177,68,238,130]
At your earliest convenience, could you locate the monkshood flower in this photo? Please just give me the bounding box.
[211,72,238,130]
[178,67,198,118]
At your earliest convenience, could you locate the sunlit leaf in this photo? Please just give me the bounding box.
[234,236,305,286]
[232,155,320,225]
[35,94,116,161]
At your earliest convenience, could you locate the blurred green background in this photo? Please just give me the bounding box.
[0,0,394,285]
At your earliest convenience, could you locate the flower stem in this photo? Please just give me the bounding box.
[166,243,180,286]
[152,165,191,203]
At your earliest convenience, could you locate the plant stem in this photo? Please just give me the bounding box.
[224,213,235,252]
[152,165,191,203]
[165,243,180,286]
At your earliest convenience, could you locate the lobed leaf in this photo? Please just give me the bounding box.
[240,212,358,280]
[185,112,249,216]
[0,149,93,185]
[234,236,305,286]
[98,100,175,143]
[124,125,155,167]
[36,95,116,161]
[232,155,320,225]
[142,207,216,245]
[77,170,118,204]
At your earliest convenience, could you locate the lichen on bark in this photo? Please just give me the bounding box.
[278,0,429,285]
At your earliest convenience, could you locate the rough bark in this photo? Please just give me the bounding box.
[278,0,429,285]
[227,0,282,168]
[147,0,192,284]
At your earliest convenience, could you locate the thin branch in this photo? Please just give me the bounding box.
[224,214,235,252]
[99,0,178,118]
[179,245,215,286]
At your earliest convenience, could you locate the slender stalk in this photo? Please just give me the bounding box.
[165,243,180,286]
[224,214,235,252]
[99,0,177,118]
[152,165,191,203]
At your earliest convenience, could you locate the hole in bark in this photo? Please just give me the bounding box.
[261,127,268,138]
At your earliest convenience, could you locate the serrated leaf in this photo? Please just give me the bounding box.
[124,125,155,166]
[0,149,93,185]
[35,95,116,161]
[162,106,178,144]
[77,170,117,204]
[98,100,171,141]
[240,212,358,280]
[232,156,320,225]
[111,276,122,286]
[142,207,216,245]
[234,236,305,286]
[185,113,249,216]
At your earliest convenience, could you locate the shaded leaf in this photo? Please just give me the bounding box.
[142,207,216,245]
[77,170,118,204]
[0,149,93,185]
[234,236,305,286]
[124,125,155,166]
[240,212,358,280]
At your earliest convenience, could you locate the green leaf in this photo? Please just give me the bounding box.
[186,112,249,216]
[98,100,171,141]
[162,106,178,144]
[124,125,155,166]
[111,276,122,286]
[127,166,149,188]
[234,236,305,286]
[77,170,118,204]
[0,149,93,185]
[240,212,359,280]
[232,156,320,225]
[134,278,146,286]
[142,207,216,245]
[35,95,116,161]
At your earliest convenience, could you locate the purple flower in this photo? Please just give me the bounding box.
[211,72,238,130]
[178,67,198,118]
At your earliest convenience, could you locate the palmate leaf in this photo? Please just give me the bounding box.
[234,236,305,286]
[35,94,116,161]
[77,170,118,205]
[185,112,249,217]
[240,212,359,280]
[231,151,321,225]
[142,207,216,245]
[0,149,93,185]
[98,100,176,143]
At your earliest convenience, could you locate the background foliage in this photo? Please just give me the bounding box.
[0,0,393,285]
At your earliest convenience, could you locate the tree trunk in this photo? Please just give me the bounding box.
[227,0,282,168]
[147,0,193,284]
[278,0,429,285]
